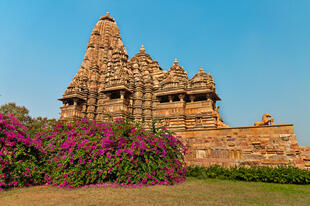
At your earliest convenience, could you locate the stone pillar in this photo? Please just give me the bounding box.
[133,81,143,122]
[86,64,99,120]
[96,92,107,121]
[190,95,195,103]
[87,85,97,120]
[169,95,173,103]
[178,94,185,102]
[106,92,111,100]
[206,94,214,110]
[127,71,134,120]
[177,93,186,130]
[87,95,96,120]
[157,96,162,103]
[120,90,125,100]
[128,96,133,117]
[82,103,87,115]
[144,82,153,128]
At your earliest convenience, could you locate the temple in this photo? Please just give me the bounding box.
[59,13,310,168]
[59,12,227,131]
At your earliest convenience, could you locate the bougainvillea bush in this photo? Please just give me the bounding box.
[0,113,44,190]
[37,118,186,188]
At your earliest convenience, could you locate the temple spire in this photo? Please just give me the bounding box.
[174,58,178,65]
[99,12,115,22]
[140,44,145,53]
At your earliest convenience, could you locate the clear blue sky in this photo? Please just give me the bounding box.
[0,0,309,145]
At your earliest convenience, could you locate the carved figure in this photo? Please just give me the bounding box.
[254,113,274,126]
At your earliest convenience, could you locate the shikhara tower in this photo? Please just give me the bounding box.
[59,13,227,131]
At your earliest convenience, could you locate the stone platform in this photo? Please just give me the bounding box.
[176,124,310,168]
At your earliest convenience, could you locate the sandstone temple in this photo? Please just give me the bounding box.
[59,13,310,168]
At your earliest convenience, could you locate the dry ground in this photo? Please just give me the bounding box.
[0,178,310,206]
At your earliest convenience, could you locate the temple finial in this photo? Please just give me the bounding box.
[199,67,203,72]
[140,44,145,53]
[99,12,115,22]
[174,58,178,64]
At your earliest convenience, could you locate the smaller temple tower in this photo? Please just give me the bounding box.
[153,60,221,131]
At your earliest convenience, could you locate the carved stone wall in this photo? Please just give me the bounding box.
[176,125,310,168]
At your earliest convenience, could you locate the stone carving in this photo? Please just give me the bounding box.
[59,13,225,130]
[254,113,274,126]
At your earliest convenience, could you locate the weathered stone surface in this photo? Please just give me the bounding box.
[177,125,310,168]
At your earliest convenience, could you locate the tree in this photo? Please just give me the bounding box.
[28,116,57,136]
[0,102,57,136]
[0,102,32,125]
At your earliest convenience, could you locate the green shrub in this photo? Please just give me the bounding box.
[186,165,310,184]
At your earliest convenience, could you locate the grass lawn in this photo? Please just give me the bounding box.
[0,178,310,206]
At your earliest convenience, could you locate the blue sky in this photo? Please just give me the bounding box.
[0,0,309,145]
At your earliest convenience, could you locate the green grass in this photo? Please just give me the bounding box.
[1,178,310,206]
